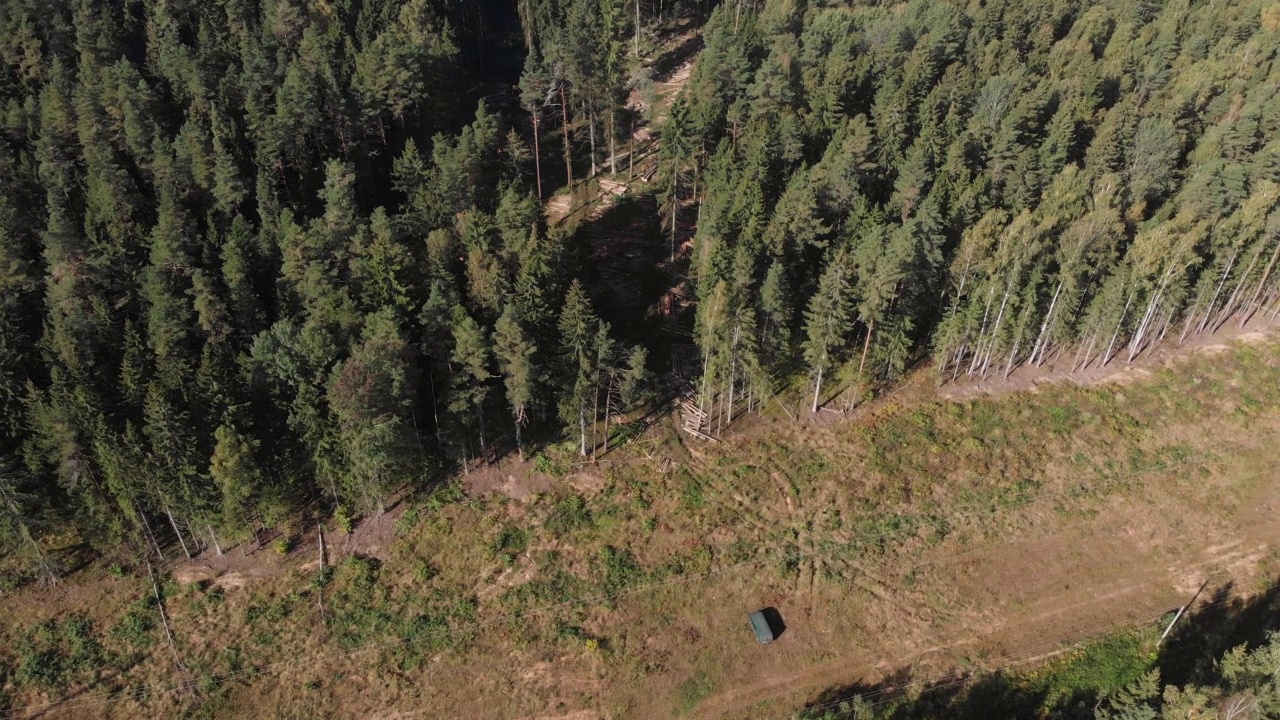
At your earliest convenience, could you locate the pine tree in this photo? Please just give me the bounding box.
[209,421,262,543]
[802,249,856,413]
[558,280,600,456]
[327,310,418,514]
[448,305,493,460]
[0,457,60,585]
[493,304,535,460]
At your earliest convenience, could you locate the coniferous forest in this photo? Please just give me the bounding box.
[2,0,1280,588]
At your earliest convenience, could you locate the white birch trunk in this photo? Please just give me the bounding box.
[968,285,996,378]
[1127,291,1162,363]
[1030,279,1065,366]
[811,363,824,415]
[206,523,223,556]
[1240,237,1280,327]
[1102,291,1135,367]
[980,285,1013,377]
[1211,246,1262,331]
[1195,249,1238,335]
[165,505,191,560]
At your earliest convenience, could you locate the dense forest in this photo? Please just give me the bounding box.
[0,0,706,580]
[2,0,1280,585]
[676,0,1280,420]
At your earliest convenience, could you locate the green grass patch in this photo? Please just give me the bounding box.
[675,669,716,714]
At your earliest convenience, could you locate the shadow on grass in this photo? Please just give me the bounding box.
[800,579,1280,720]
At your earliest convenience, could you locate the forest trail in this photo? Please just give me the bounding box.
[543,21,701,228]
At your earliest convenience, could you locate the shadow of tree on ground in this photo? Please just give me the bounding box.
[801,580,1280,720]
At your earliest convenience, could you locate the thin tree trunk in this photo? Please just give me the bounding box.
[859,318,875,377]
[981,285,1013,377]
[669,164,679,262]
[609,110,617,175]
[165,504,192,560]
[587,107,598,178]
[1074,324,1100,372]
[428,367,442,446]
[1102,291,1135,367]
[145,556,190,682]
[726,324,740,428]
[1004,323,1025,379]
[1155,306,1174,344]
[186,518,204,553]
[206,523,223,556]
[1196,250,1239,335]
[603,377,614,454]
[811,363,824,414]
[969,285,996,377]
[560,82,573,187]
[1179,292,1203,344]
[1030,279,1065,366]
[635,0,641,57]
[951,343,967,383]
[531,109,543,199]
[1128,288,1165,363]
[1211,246,1264,331]
[1240,237,1280,327]
[136,503,165,560]
[514,413,525,462]
[579,407,587,456]
[698,320,715,423]
[593,366,604,461]
[316,523,329,628]
[939,273,972,381]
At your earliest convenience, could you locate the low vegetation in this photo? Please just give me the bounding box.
[1,338,1277,717]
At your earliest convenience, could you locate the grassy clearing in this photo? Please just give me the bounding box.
[1,341,1279,718]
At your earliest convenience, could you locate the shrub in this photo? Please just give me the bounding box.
[334,505,355,534]
[112,597,157,647]
[546,494,592,535]
[492,526,529,563]
[395,507,420,534]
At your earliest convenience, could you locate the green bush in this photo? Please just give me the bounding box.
[334,505,355,534]
[395,507,420,534]
[546,494,592,535]
[492,525,529,563]
[13,616,107,689]
[112,597,157,647]
[598,546,640,594]
[272,537,290,556]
